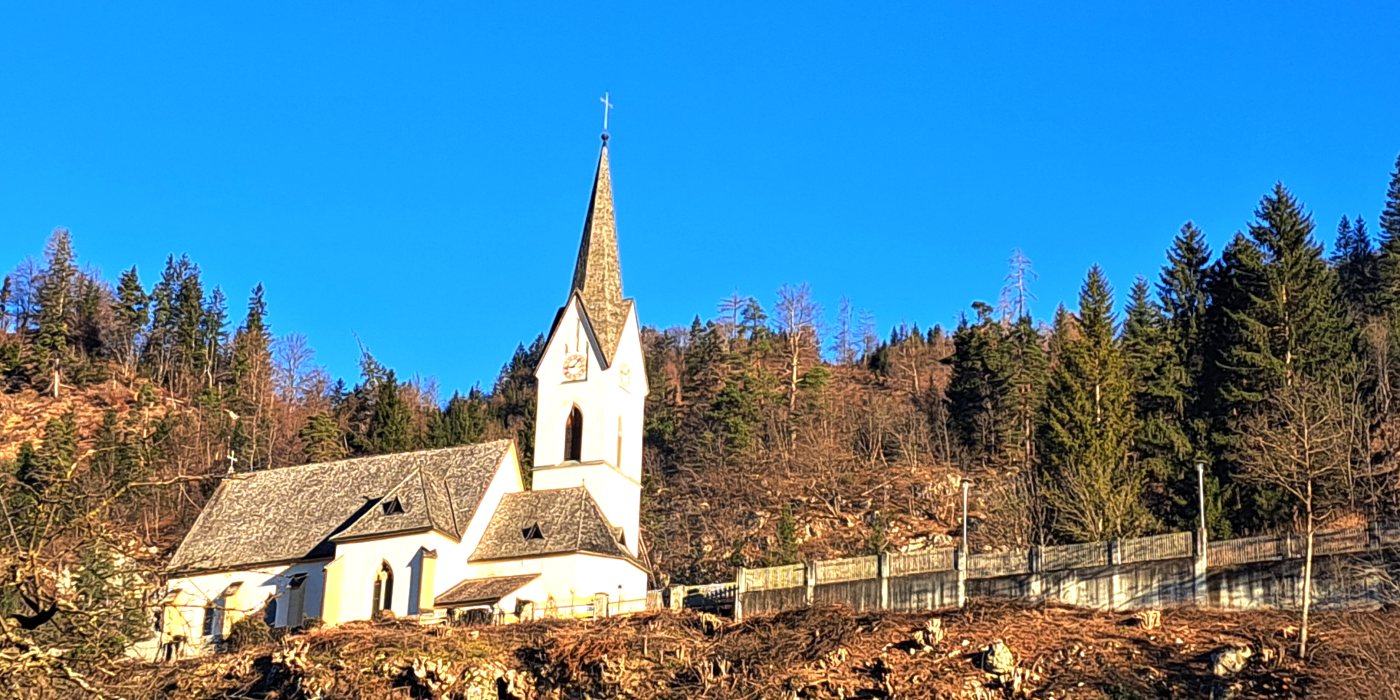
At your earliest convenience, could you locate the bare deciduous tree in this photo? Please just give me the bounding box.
[1239,375,1351,659]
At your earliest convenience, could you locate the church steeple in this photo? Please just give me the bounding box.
[569,135,629,363]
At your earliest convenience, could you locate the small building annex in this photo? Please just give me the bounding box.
[159,133,650,656]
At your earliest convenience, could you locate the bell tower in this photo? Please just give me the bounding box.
[531,134,647,556]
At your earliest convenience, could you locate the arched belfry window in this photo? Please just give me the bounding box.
[564,406,583,462]
[372,561,394,616]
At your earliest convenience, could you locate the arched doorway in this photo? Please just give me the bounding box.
[371,562,394,616]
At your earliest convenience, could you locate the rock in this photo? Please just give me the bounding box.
[980,639,1016,677]
[1211,645,1253,677]
[912,618,944,650]
[1134,609,1161,630]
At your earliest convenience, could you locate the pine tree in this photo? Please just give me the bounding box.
[91,409,140,495]
[299,413,348,463]
[1206,186,1356,531]
[998,314,1048,469]
[1333,215,1379,319]
[490,335,544,467]
[1159,223,1212,385]
[200,287,228,390]
[774,504,799,565]
[429,388,490,447]
[1376,154,1400,309]
[230,285,274,467]
[31,230,76,396]
[1037,266,1148,541]
[1122,277,1191,529]
[113,267,147,377]
[367,370,417,454]
[947,302,1008,463]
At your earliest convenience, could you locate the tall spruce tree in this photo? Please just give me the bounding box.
[1333,215,1380,319]
[1122,277,1193,529]
[1155,224,1229,533]
[429,388,490,447]
[947,302,1008,464]
[31,230,76,396]
[1207,186,1356,531]
[1376,154,1400,309]
[113,267,147,377]
[1038,266,1149,541]
[367,369,417,454]
[998,313,1048,469]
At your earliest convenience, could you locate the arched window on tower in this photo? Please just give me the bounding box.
[564,406,583,462]
[616,416,623,468]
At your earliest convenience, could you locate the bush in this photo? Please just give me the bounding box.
[224,613,273,652]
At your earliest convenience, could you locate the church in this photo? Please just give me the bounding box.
[159,133,650,655]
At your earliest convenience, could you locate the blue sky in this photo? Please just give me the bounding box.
[2,3,1398,397]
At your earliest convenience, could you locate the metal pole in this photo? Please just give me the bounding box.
[1196,462,1207,538]
[961,479,970,555]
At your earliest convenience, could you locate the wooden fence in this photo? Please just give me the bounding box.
[730,522,1397,619]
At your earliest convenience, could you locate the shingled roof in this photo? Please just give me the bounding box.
[568,138,632,364]
[167,441,513,574]
[434,573,539,608]
[469,487,633,562]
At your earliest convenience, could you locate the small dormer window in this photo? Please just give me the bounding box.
[381,497,405,516]
[521,523,545,540]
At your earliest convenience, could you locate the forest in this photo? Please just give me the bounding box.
[1,155,1398,685]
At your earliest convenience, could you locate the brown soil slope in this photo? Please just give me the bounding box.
[103,602,1400,699]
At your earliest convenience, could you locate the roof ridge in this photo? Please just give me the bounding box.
[230,439,515,478]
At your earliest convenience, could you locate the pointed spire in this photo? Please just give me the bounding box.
[570,135,629,362]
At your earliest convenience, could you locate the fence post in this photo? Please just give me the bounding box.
[1027,546,1043,603]
[878,552,890,610]
[804,561,816,606]
[1108,540,1124,611]
[734,568,745,622]
[955,548,968,608]
[1193,528,1208,607]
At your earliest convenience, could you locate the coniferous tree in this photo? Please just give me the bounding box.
[999,314,1048,468]
[367,370,417,454]
[1038,266,1148,541]
[947,302,1008,464]
[30,231,76,396]
[299,413,348,463]
[1207,186,1356,531]
[429,388,491,447]
[113,267,147,378]
[1333,215,1380,320]
[490,335,544,466]
[1155,224,1227,533]
[1376,154,1400,309]
[1122,277,1192,528]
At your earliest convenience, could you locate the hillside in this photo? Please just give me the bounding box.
[100,603,1400,699]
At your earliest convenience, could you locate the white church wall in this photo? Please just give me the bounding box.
[462,552,648,617]
[161,559,329,655]
[324,446,526,623]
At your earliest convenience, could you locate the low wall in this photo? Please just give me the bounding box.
[734,523,1398,619]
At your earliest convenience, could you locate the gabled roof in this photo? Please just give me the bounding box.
[332,461,462,542]
[434,573,539,608]
[566,138,631,364]
[167,441,513,574]
[469,486,634,563]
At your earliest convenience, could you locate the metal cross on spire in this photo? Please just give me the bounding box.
[600,92,614,132]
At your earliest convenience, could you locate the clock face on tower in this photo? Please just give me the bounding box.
[562,353,588,382]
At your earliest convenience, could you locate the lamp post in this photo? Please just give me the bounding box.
[961,478,971,555]
[1196,461,1207,538]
